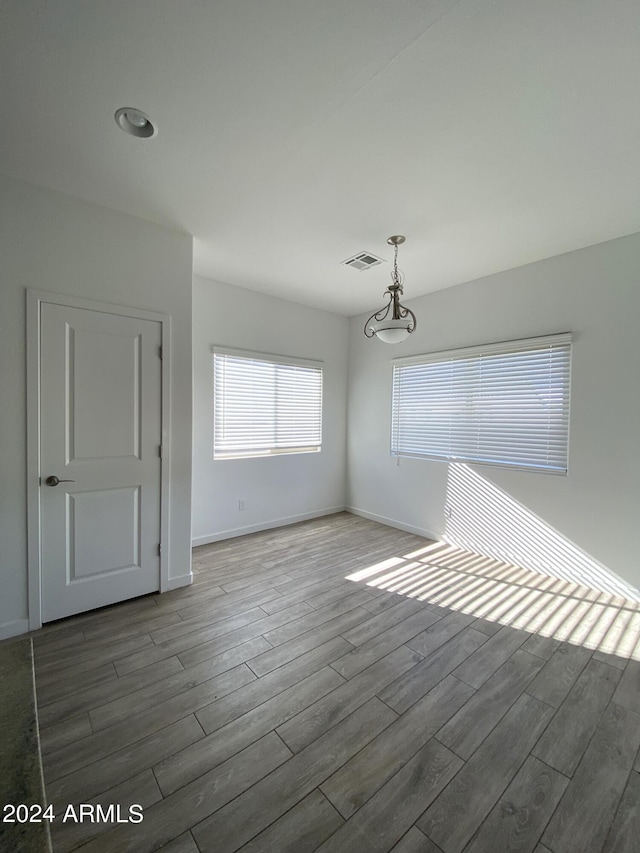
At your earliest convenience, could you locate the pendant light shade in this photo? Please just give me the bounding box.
[366,318,413,344]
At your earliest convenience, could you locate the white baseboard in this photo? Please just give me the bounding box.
[192,506,346,547]
[165,572,193,591]
[0,619,30,641]
[346,506,441,542]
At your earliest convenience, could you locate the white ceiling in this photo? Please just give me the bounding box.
[2,1,640,315]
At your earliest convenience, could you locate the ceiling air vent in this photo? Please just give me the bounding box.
[342,251,384,271]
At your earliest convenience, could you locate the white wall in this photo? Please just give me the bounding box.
[192,276,348,544]
[347,232,640,592]
[0,176,194,638]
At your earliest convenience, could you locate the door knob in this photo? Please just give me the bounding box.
[45,475,76,487]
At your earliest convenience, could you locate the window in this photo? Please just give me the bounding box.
[391,333,572,473]
[213,348,322,459]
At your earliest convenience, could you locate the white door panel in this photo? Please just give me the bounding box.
[40,303,162,622]
[69,326,143,461]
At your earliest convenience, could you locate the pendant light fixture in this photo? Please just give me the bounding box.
[364,236,417,344]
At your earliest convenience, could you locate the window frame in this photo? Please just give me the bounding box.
[391,332,572,475]
[212,345,323,461]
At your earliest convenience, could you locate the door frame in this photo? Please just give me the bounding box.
[26,289,172,630]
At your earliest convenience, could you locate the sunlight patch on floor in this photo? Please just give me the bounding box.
[346,541,640,661]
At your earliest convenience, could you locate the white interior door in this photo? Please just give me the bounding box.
[39,303,163,622]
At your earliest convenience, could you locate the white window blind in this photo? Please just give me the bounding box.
[213,348,323,459]
[391,333,572,473]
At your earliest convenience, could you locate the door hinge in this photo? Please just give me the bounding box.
[158,345,163,360]
[158,444,163,458]
[157,543,162,556]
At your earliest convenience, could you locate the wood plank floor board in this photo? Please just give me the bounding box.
[341,598,427,647]
[292,584,381,615]
[246,608,368,677]
[320,674,474,819]
[200,560,291,593]
[451,623,529,689]
[46,714,203,804]
[89,636,271,731]
[469,616,504,637]
[220,571,295,594]
[378,627,488,715]
[36,593,158,637]
[521,632,562,660]
[277,554,370,585]
[374,563,446,600]
[253,548,324,570]
[406,610,477,657]
[37,655,185,729]
[34,632,155,679]
[38,713,92,756]
[271,556,365,585]
[533,657,622,777]
[175,586,285,623]
[437,649,545,760]
[592,648,628,671]
[76,732,292,853]
[154,666,345,796]
[150,581,227,611]
[155,833,199,853]
[398,568,491,613]
[148,595,281,644]
[234,789,344,853]
[463,755,568,853]
[276,645,418,753]
[174,602,314,671]
[191,698,398,853]
[196,636,353,735]
[602,769,640,852]
[255,549,333,574]
[304,580,381,611]
[361,591,414,615]
[74,607,183,644]
[389,826,443,852]
[290,565,371,596]
[259,587,341,616]
[31,626,86,651]
[35,661,118,707]
[526,642,594,708]
[330,607,442,680]
[31,514,640,853]
[542,702,640,853]
[315,738,462,853]
[114,601,311,675]
[43,663,256,782]
[262,590,377,644]
[612,658,640,711]
[256,574,357,610]
[31,631,91,666]
[207,546,295,568]
[417,693,555,853]
[49,768,162,853]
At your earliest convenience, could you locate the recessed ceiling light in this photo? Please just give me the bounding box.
[114,107,157,139]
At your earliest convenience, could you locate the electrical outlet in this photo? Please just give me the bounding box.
[238,499,245,511]
[444,504,453,519]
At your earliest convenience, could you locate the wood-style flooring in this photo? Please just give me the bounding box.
[31,513,640,852]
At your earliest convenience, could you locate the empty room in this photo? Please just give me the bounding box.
[1,2,639,852]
